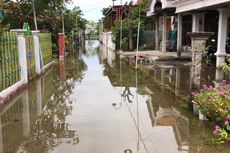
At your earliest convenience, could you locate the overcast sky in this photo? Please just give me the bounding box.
[68,0,136,21]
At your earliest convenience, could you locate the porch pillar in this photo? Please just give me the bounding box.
[192,14,200,32]
[177,13,183,53]
[215,8,228,68]
[10,29,28,83]
[155,17,159,50]
[162,13,167,52]
[32,31,41,75]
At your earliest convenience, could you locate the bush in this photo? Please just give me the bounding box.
[112,20,144,51]
[193,83,230,122]
[192,83,230,144]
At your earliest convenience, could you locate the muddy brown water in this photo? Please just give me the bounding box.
[0,40,229,153]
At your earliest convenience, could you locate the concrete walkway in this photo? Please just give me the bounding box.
[120,50,192,61]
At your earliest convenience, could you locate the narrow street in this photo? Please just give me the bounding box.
[0,40,229,153]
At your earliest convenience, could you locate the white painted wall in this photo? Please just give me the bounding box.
[174,0,230,13]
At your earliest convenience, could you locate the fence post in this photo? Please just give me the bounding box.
[32,31,41,75]
[58,33,65,60]
[10,29,28,83]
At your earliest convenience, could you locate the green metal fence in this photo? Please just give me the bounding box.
[25,35,36,80]
[39,33,52,66]
[0,32,20,91]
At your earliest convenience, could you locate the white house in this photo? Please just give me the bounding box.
[147,0,230,68]
[172,0,230,68]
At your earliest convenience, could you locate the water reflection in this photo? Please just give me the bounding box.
[0,51,86,153]
[100,43,230,153]
[0,42,229,153]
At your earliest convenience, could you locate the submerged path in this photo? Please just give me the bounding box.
[0,40,229,153]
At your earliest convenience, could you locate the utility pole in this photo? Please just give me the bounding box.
[61,0,65,34]
[62,9,65,34]
[32,0,38,30]
[112,0,116,6]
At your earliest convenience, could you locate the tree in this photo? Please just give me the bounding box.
[110,0,149,51]
[85,20,98,39]
[2,0,87,52]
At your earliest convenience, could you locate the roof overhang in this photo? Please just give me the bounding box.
[172,0,230,13]
[146,0,175,16]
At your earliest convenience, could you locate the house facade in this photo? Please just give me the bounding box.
[147,0,230,67]
[173,0,230,68]
[147,0,176,52]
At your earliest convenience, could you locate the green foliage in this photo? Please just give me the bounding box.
[192,83,230,144]
[112,19,144,50]
[2,0,87,52]
[85,20,98,39]
[192,83,230,122]
[221,55,230,75]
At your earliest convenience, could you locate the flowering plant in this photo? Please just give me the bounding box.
[207,120,230,145]
[192,83,230,122]
[192,82,230,144]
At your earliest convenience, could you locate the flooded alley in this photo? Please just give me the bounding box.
[0,40,229,153]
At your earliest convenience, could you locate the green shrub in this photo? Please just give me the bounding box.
[192,83,230,144]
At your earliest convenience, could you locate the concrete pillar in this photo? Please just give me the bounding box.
[36,79,42,116]
[177,13,183,54]
[215,8,229,68]
[32,31,41,75]
[10,29,28,83]
[188,32,213,89]
[155,17,159,50]
[22,90,30,137]
[0,117,3,153]
[192,14,200,32]
[162,13,167,52]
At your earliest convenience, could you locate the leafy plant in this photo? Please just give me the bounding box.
[192,83,230,144]
[221,54,230,75]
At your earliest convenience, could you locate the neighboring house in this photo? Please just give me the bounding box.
[104,5,126,31]
[100,3,135,50]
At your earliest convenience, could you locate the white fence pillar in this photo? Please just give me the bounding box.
[32,31,41,75]
[36,79,42,116]
[22,90,30,137]
[11,29,28,83]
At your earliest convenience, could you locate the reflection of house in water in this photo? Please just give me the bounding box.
[103,55,190,152]
[145,88,190,152]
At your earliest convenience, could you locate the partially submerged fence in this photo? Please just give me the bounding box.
[25,35,36,79]
[0,31,53,93]
[0,32,20,91]
[39,33,52,66]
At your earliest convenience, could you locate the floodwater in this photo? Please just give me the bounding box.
[0,40,229,153]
